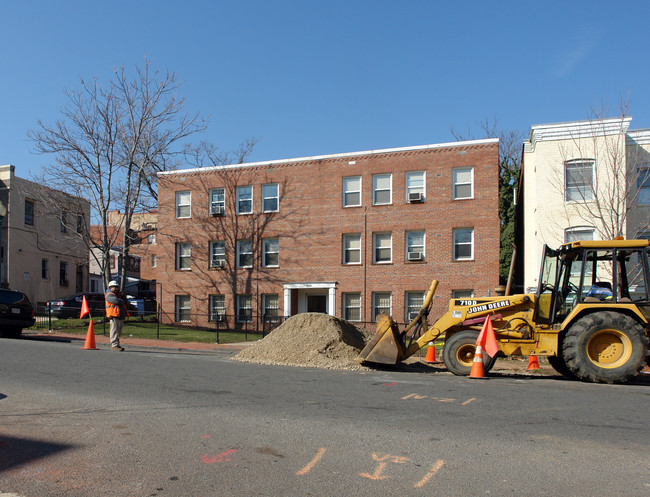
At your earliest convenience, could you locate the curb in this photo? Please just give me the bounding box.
[20,330,253,354]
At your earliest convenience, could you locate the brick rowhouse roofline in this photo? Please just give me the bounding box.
[158,138,499,177]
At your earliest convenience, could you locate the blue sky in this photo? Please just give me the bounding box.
[1,1,649,179]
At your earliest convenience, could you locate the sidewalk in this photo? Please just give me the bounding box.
[22,330,254,353]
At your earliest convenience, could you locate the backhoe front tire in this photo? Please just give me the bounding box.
[562,311,648,383]
[443,330,496,376]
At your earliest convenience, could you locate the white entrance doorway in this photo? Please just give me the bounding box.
[283,282,337,317]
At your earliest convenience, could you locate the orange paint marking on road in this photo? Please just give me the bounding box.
[461,398,476,405]
[201,448,239,464]
[360,453,408,480]
[402,393,428,400]
[296,447,327,475]
[414,459,445,488]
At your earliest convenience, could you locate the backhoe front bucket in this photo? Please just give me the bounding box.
[357,280,439,365]
[357,314,406,365]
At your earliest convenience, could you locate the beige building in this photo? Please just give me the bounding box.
[516,117,650,291]
[0,165,91,306]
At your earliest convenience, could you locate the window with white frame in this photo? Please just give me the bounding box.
[151,254,157,268]
[237,185,253,214]
[176,191,191,218]
[372,292,391,321]
[176,242,191,270]
[453,167,473,200]
[565,160,594,201]
[452,289,474,300]
[262,294,279,321]
[237,240,253,268]
[342,176,362,207]
[147,233,156,244]
[210,241,226,268]
[405,291,425,321]
[237,294,252,322]
[406,171,425,202]
[343,234,361,264]
[209,294,226,322]
[636,165,650,205]
[564,227,595,277]
[262,183,279,212]
[262,238,279,267]
[175,295,191,322]
[406,231,425,261]
[210,188,225,215]
[453,228,474,261]
[343,293,361,321]
[564,226,595,243]
[373,232,392,263]
[373,173,392,205]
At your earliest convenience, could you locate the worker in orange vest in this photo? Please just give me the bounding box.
[105,280,129,351]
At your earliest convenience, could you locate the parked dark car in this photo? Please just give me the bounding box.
[0,288,35,337]
[46,293,107,319]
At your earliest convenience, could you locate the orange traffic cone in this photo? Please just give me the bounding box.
[81,319,99,350]
[425,343,436,363]
[469,345,486,379]
[528,355,540,370]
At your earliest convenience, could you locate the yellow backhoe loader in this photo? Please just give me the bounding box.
[358,239,650,383]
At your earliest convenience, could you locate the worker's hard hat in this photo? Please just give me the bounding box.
[108,280,119,288]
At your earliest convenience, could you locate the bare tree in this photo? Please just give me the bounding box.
[545,100,650,240]
[450,116,525,284]
[158,142,318,326]
[29,59,207,290]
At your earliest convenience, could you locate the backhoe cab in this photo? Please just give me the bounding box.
[358,239,650,383]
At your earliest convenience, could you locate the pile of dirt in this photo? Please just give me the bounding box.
[233,313,372,370]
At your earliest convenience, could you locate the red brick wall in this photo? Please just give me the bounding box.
[156,141,500,327]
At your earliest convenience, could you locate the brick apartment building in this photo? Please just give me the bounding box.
[156,139,500,328]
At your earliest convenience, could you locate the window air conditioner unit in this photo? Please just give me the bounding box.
[408,192,424,203]
[408,251,423,261]
[211,259,225,268]
[211,206,225,216]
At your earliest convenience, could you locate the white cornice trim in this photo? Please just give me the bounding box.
[626,129,650,146]
[158,138,499,176]
[528,117,632,151]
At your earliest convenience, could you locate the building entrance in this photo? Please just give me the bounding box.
[307,294,327,313]
[283,282,337,317]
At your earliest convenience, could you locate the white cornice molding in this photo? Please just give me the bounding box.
[626,129,650,146]
[527,117,632,152]
[158,138,499,176]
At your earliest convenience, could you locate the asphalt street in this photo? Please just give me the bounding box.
[1,337,649,496]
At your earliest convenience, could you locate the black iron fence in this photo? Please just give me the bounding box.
[31,306,430,352]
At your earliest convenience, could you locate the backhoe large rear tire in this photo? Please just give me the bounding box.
[562,311,648,383]
[443,330,496,376]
